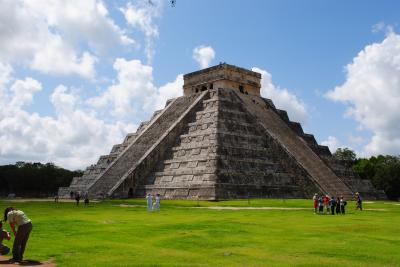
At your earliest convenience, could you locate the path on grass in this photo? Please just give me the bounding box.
[116,204,309,210]
[116,204,388,211]
[0,255,54,266]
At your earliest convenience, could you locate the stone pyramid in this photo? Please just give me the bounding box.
[59,64,385,200]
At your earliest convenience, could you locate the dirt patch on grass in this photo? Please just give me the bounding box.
[115,204,144,208]
[0,255,55,266]
[363,208,388,211]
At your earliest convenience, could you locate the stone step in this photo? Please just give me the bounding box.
[87,92,207,198]
[123,132,138,144]
[236,91,354,198]
[155,168,215,177]
[163,155,218,164]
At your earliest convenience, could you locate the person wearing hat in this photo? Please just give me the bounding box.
[3,207,32,262]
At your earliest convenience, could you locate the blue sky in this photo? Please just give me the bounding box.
[0,0,399,169]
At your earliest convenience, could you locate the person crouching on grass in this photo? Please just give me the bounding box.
[0,220,11,255]
[3,207,32,262]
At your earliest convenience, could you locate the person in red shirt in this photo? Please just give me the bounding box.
[323,195,330,214]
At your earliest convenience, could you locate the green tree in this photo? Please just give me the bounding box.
[333,148,357,163]
[352,155,385,180]
[372,156,400,200]
[0,162,82,197]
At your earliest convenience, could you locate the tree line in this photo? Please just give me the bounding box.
[0,161,83,197]
[333,148,400,200]
[1,152,399,200]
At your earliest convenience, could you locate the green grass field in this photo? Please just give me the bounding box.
[0,198,399,266]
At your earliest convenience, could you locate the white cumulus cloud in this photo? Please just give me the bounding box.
[88,58,184,120]
[121,0,163,63]
[321,136,341,153]
[326,31,400,156]
[0,70,137,169]
[154,74,184,110]
[88,58,158,119]
[0,57,185,169]
[10,78,42,108]
[193,45,216,69]
[252,67,307,124]
[0,0,134,79]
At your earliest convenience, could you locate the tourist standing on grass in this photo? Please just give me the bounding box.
[313,193,318,213]
[153,194,161,211]
[3,207,32,262]
[318,195,324,213]
[329,196,337,215]
[75,192,81,206]
[336,197,341,214]
[355,192,362,211]
[340,196,347,214]
[146,194,153,212]
[84,192,89,206]
[323,195,330,214]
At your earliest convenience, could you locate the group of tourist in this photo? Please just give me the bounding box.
[0,207,32,263]
[69,191,90,206]
[146,193,161,211]
[313,192,363,215]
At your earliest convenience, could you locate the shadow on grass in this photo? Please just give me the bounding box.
[0,257,50,266]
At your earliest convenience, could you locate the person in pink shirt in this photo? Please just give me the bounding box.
[313,193,318,214]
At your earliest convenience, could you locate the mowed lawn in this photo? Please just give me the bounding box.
[0,199,399,266]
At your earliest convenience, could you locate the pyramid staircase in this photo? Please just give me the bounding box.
[234,91,354,199]
[58,91,207,198]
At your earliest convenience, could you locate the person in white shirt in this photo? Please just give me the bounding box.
[4,207,32,262]
[146,194,153,212]
[153,194,161,211]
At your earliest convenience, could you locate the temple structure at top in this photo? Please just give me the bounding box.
[183,64,261,96]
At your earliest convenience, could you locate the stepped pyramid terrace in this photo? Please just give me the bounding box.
[58,64,385,200]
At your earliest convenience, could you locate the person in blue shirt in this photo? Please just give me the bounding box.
[329,196,337,215]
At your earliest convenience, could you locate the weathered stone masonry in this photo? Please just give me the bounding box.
[59,63,385,200]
